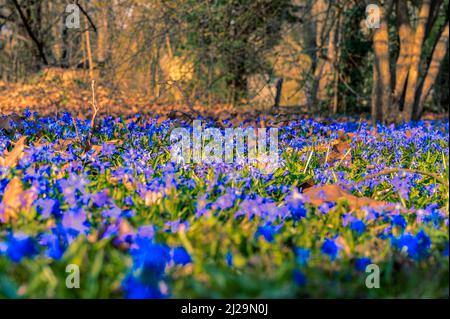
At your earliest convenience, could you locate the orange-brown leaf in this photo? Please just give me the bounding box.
[0,136,27,168]
[0,177,37,223]
[303,184,391,211]
[327,140,352,165]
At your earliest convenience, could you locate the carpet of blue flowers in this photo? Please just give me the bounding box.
[0,111,448,298]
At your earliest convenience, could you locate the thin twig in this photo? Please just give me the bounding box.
[75,0,97,33]
[72,117,82,144]
[84,80,99,152]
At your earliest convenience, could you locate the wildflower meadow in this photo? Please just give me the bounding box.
[0,0,448,303]
[0,110,448,298]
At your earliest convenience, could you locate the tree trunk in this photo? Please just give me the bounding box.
[425,0,444,37]
[96,2,108,63]
[61,5,69,68]
[414,20,449,119]
[392,0,413,109]
[10,0,48,65]
[371,61,382,123]
[49,1,61,65]
[274,78,284,108]
[402,0,431,121]
[372,0,393,123]
[312,0,335,106]
[232,59,248,106]
[332,5,342,114]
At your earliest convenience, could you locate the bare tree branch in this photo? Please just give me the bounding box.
[76,0,97,33]
[9,0,48,65]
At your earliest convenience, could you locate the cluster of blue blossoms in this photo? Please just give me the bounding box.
[0,111,448,298]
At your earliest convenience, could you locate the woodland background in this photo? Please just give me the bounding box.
[0,0,448,123]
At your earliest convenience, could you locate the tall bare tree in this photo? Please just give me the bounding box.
[371,0,449,123]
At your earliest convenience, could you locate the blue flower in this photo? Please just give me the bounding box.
[91,190,110,207]
[212,194,235,210]
[391,215,407,229]
[355,257,371,271]
[61,208,88,234]
[416,230,432,258]
[350,220,366,235]
[0,242,7,254]
[101,143,116,156]
[226,252,233,266]
[172,246,192,265]
[58,174,89,205]
[122,276,165,299]
[6,233,38,263]
[124,196,134,206]
[294,247,311,266]
[131,239,170,277]
[286,192,307,221]
[391,230,431,260]
[293,270,307,286]
[102,205,123,219]
[318,202,334,214]
[255,225,277,242]
[392,233,416,256]
[164,219,189,233]
[34,198,60,219]
[342,213,356,227]
[391,175,410,200]
[321,238,339,261]
[40,232,65,260]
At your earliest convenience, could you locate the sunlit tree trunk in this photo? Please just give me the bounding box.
[96,1,108,64]
[371,61,382,123]
[49,1,62,65]
[402,0,431,121]
[312,0,336,107]
[332,5,343,114]
[392,0,413,110]
[372,0,393,123]
[414,20,449,119]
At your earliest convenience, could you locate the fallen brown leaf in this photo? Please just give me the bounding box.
[327,139,352,166]
[302,184,392,211]
[336,235,351,255]
[54,139,75,152]
[157,116,168,124]
[110,218,135,251]
[299,179,315,192]
[0,177,37,223]
[0,136,27,168]
[405,130,413,139]
[0,114,24,133]
[144,190,164,206]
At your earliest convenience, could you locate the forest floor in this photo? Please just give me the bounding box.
[0,68,448,298]
[2,68,446,125]
[0,68,279,122]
